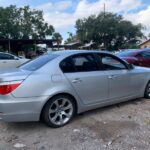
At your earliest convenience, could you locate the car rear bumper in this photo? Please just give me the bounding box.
[0,96,49,122]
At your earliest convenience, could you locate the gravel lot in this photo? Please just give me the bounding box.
[0,98,150,150]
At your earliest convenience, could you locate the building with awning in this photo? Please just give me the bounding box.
[0,39,57,54]
[65,41,82,49]
[79,41,96,49]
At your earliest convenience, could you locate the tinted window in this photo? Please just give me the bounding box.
[0,53,15,60]
[72,54,98,72]
[20,54,58,71]
[138,52,150,58]
[60,57,75,73]
[96,54,127,70]
[60,54,99,73]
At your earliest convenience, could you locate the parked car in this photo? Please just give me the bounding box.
[0,50,150,128]
[117,49,150,67]
[0,52,29,69]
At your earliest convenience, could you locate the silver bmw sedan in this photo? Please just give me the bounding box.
[0,50,150,128]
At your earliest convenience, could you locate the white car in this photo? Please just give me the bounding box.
[0,52,29,69]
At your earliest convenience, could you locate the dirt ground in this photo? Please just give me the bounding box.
[0,98,150,150]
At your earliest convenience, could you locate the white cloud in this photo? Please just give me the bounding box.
[1,0,150,37]
[124,5,150,35]
[39,0,143,30]
[138,6,150,29]
[36,1,72,12]
[44,12,74,29]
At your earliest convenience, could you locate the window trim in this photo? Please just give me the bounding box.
[60,53,100,73]
[59,52,129,73]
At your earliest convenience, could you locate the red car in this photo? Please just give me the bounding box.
[117,49,150,67]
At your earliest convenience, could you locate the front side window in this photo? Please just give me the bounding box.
[96,54,127,70]
[138,52,150,58]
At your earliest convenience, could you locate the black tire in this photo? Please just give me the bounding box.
[42,95,76,128]
[144,81,150,99]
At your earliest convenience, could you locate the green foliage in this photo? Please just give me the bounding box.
[75,12,144,50]
[64,32,77,44]
[52,32,63,44]
[0,5,55,39]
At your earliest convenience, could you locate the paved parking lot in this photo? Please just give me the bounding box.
[0,98,150,150]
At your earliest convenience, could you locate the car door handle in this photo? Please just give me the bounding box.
[72,78,82,83]
[108,75,118,79]
[2,61,7,63]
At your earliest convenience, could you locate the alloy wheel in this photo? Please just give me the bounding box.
[48,98,73,126]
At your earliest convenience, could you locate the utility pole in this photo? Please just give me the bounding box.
[103,3,106,49]
[8,40,11,53]
[104,3,105,16]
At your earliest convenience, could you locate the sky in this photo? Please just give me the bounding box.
[0,0,150,41]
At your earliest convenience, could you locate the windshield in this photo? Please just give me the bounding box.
[19,54,59,71]
[117,51,136,57]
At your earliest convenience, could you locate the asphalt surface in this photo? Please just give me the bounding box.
[0,98,150,150]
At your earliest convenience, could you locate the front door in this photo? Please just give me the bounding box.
[95,53,132,99]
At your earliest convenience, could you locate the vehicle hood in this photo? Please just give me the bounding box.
[134,66,150,73]
[0,68,32,82]
[19,58,30,64]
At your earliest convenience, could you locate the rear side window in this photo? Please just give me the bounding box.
[0,53,15,60]
[72,54,98,72]
[60,57,75,73]
[20,54,58,71]
[60,54,99,73]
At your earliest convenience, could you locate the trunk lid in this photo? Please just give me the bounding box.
[0,68,32,82]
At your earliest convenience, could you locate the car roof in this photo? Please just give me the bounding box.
[50,50,112,56]
[141,48,150,51]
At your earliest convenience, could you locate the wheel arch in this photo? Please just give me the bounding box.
[144,79,150,98]
[40,92,78,120]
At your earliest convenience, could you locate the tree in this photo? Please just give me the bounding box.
[75,12,144,50]
[0,5,55,39]
[52,32,63,43]
[52,32,63,50]
[148,33,150,39]
[64,32,75,44]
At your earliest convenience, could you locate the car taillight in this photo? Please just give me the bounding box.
[0,81,22,95]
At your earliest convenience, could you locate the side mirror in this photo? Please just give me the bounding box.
[14,57,19,60]
[128,63,134,70]
[19,56,24,59]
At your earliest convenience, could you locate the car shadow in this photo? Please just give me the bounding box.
[0,98,147,131]
[73,98,147,122]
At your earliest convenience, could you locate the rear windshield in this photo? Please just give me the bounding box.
[117,51,136,57]
[20,54,59,71]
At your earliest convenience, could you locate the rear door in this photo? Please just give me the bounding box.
[95,53,132,99]
[60,53,109,105]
